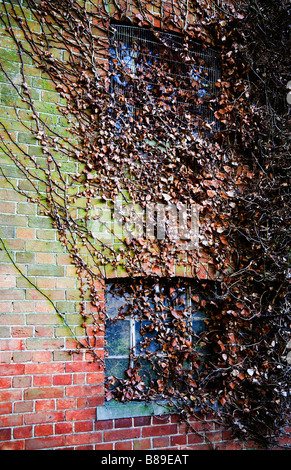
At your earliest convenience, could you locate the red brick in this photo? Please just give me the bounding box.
[142,423,178,438]
[206,431,222,443]
[0,377,11,389]
[35,399,55,412]
[25,363,63,374]
[0,428,11,441]
[187,432,205,445]
[12,376,31,388]
[65,385,103,397]
[53,374,72,385]
[0,389,22,402]
[13,351,32,362]
[0,414,22,427]
[24,387,63,400]
[13,426,33,439]
[32,351,52,362]
[11,326,33,337]
[34,424,54,437]
[153,414,170,424]
[65,362,101,373]
[25,436,66,450]
[56,398,76,410]
[133,438,151,450]
[0,441,24,450]
[190,419,214,432]
[65,431,102,446]
[55,422,74,435]
[0,364,24,376]
[221,429,233,441]
[153,436,170,448]
[65,408,96,421]
[115,440,132,450]
[94,443,114,450]
[73,373,86,384]
[115,417,132,428]
[74,420,94,433]
[33,375,52,387]
[14,401,33,413]
[134,416,151,427]
[87,396,104,407]
[24,411,64,425]
[104,428,141,442]
[95,419,113,431]
[216,441,243,450]
[35,326,54,337]
[171,434,187,447]
[0,352,11,363]
[0,402,12,414]
[76,445,94,450]
[186,443,212,450]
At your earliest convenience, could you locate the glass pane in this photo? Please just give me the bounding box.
[105,290,129,319]
[135,320,160,354]
[105,358,129,380]
[191,308,206,320]
[192,319,206,335]
[106,319,130,356]
[134,357,160,386]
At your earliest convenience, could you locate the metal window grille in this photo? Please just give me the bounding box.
[109,24,221,131]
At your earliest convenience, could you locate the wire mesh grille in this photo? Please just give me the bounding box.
[109,24,221,131]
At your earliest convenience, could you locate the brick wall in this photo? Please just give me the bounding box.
[0,1,288,451]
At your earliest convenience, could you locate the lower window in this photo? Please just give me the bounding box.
[104,277,209,401]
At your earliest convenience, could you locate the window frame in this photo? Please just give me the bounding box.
[97,277,209,421]
[104,279,206,380]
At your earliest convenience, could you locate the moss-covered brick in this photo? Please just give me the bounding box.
[15,252,35,264]
[27,264,64,277]
[17,133,38,145]
[36,229,56,241]
[0,48,22,64]
[0,226,15,238]
[33,100,60,115]
[55,325,76,338]
[55,302,78,314]
[0,214,27,227]
[32,77,56,92]
[25,240,65,253]
[17,202,36,215]
[26,313,64,325]
[28,215,53,229]
[16,275,36,288]
[41,90,60,104]
[0,164,28,179]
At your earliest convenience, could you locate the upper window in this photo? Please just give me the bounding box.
[105,277,208,400]
[109,23,220,133]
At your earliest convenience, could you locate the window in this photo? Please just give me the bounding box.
[109,23,220,132]
[105,278,208,396]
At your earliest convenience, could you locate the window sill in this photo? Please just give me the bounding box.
[96,399,176,421]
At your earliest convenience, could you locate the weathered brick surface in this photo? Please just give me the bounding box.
[0,0,288,452]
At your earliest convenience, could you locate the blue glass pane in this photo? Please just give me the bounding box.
[135,320,160,354]
[191,308,206,319]
[105,358,129,379]
[106,291,129,319]
[192,319,206,335]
